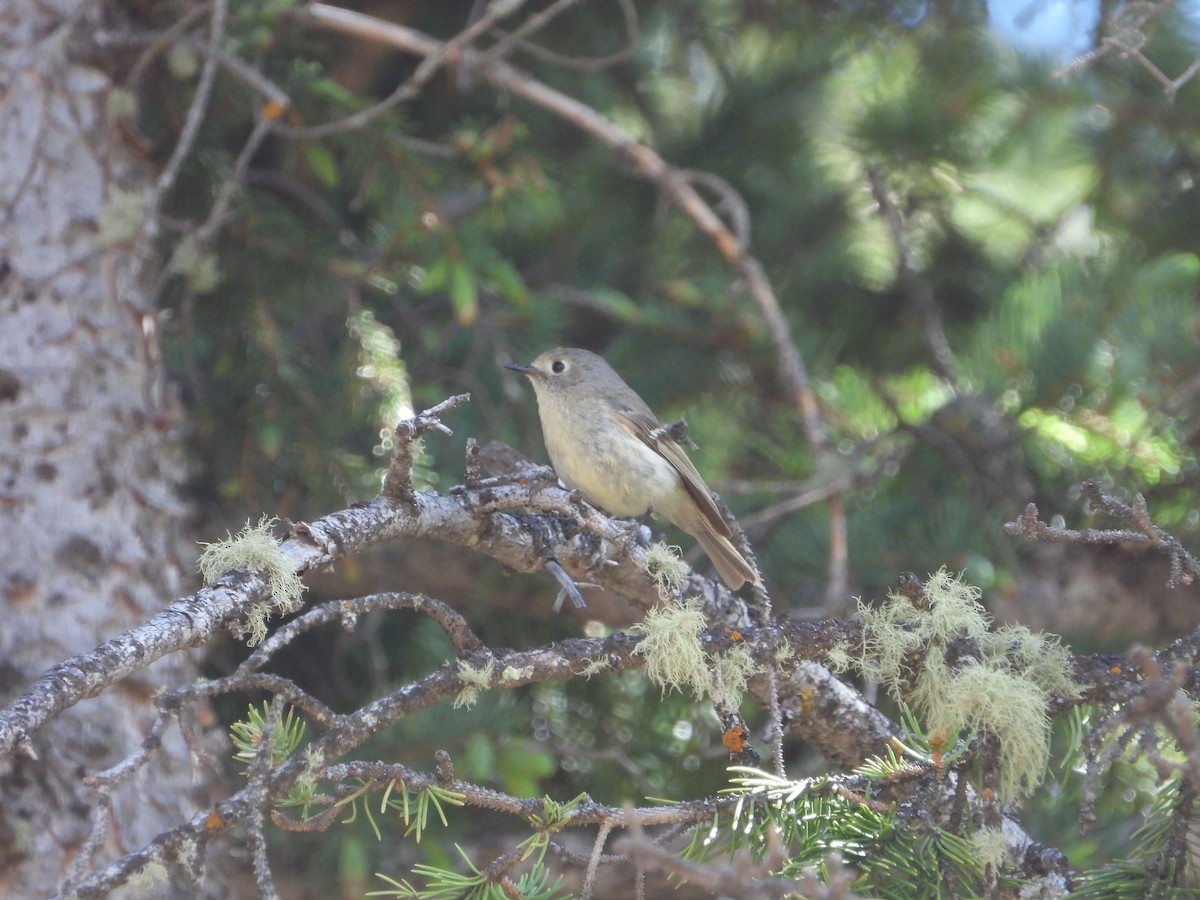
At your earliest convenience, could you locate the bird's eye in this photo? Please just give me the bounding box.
[551,359,566,374]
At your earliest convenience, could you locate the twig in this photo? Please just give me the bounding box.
[149,0,226,224]
[482,0,639,72]
[581,819,614,900]
[1004,480,1200,587]
[1054,0,1200,101]
[680,169,752,252]
[275,0,532,141]
[194,111,282,244]
[237,592,486,669]
[246,698,286,899]
[545,559,590,611]
[866,165,955,381]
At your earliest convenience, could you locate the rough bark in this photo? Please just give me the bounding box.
[0,4,226,896]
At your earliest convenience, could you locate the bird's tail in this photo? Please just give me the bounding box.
[695,524,759,590]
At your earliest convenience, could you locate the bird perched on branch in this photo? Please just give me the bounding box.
[506,348,759,590]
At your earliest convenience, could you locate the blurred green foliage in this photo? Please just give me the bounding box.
[137,0,1200,891]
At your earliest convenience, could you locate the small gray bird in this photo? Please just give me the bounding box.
[506,348,759,589]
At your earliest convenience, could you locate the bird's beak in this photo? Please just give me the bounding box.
[504,362,540,376]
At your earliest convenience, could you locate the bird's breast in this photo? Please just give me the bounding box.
[539,403,676,518]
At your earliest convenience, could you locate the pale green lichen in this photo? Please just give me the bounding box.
[845,568,1080,799]
[645,543,688,599]
[774,642,796,667]
[197,516,304,646]
[170,234,221,294]
[630,601,709,699]
[710,642,762,709]
[824,644,852,673]
[578,656,611,678]
[303,744,325,771]
[166,43,199,80]
[502,665,533,682]
[454,658,496,709]
[990,624,1080,697]
[913,653,1051,799]
[971,826,1009,871]
[105,87,138,121]
[285,745,325,806]
[96,189,148,247]
[176,835,202,881]
[854,569,990,695]
[127,861,169,892]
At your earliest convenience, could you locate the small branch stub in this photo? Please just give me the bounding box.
[384,394,471,501]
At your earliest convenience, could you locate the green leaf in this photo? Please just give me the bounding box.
[497,743,556,797]
[305,144,339,189]
[419,255,450,293]
[449,262,478,325]
[308,76,357,107]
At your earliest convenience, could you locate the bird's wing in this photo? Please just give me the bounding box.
[608,404,732,538]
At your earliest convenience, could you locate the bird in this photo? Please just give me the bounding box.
[506,348,759,589]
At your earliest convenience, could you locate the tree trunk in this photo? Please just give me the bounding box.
[0,4,228,896]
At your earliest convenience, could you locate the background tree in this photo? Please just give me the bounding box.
[0,2,240,896]
[2,0,1200,897]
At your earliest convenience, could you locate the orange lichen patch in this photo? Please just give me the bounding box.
[722,725,749,754]
[261,99,287,121]
[799,688,815,715]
